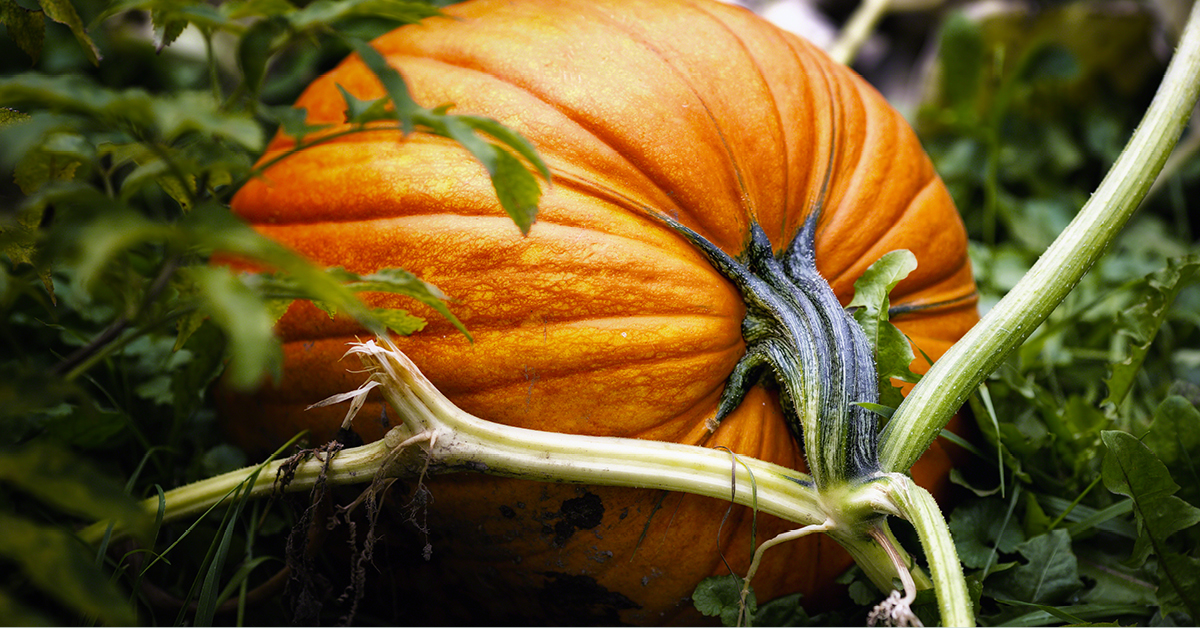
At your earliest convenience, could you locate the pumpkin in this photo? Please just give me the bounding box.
[222,0,979,624]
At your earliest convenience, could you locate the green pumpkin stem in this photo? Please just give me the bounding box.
[653,211,881,488]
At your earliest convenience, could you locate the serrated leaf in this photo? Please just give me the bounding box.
[693,574,755,627]
[336,83,392,124]
[0,106,33,126]
[986,529,1082,605]
[37,0,99,65]
[0,512,135,625]
[371,307,425,335]
[345,267,466,338]
[949,497,1026,570]
[72,207,171,296]
[1103,255,1200,412]
[1,0,45,64]
[150,8,187,50]
[1101,430,1200,585]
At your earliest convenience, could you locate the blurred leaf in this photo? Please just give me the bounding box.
[188,265,281,390]
[936,11,984,124]
[0,441,151,539]
[0,512,135,625]
[0,0,45,64]
[1142,396,1200,506]
[0,588,54,626]
[346,36,418,131]
[37,0,100,65]
[238,16,288,100]
[288,0,439,31]
[1157,552,1200,620]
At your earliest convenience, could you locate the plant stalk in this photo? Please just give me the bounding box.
[878,0,1200,473]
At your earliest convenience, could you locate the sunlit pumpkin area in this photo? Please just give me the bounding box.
[2,0,1199,626]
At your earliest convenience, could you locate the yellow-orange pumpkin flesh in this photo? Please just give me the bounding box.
[223,0,979,623]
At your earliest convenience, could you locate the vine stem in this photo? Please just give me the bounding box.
[878,0,1200,473]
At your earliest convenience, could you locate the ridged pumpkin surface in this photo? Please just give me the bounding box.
[223,0,979,623]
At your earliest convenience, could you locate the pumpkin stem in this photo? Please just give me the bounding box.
[651,212,880,488]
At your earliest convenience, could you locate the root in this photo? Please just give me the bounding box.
[866,524,923,628]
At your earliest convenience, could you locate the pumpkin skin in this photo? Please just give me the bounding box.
[222,0,979,624]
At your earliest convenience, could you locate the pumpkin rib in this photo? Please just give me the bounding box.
[373,52,698,223]
[558,0,761,239]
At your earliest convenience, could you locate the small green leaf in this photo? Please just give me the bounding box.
[0,106,33,126]
[336,83,392,124]
[346,36,418,131]
[849,250,920,406]
[0,0,45,64]
[37,0,100,65]
[693,574,754,627]
[149,8,186,50]
[491,148,541,236]
[371,307,426,336]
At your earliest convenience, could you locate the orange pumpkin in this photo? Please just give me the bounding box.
[223,0,978,623]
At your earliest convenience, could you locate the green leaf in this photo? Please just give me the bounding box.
[345,36,418,132]
[288,0,439,31]
[189,265,282,390]
[149,8,186,50]
[0,441,151,540]
[371,307,425,336]
[986,529,1082,605]
[0,106,33,126]
[949,497,1026,570]
[336,84,393,124]
[693,574,755,627]
[490,147,541,236]
[849,249,920,406]
[238,16,288,99]
[1101,430,1200,602]
[0,0,45,64]
[1142,396,1200,505]
[1103,255,1200,411]
[1157,552,1200,619]
[0,512,135,625]
[37,0,100,65]
[0,588,55,627]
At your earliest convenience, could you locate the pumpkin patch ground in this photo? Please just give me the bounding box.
[2,0,1195,625]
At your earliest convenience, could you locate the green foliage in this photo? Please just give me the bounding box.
[1,0,544,623]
